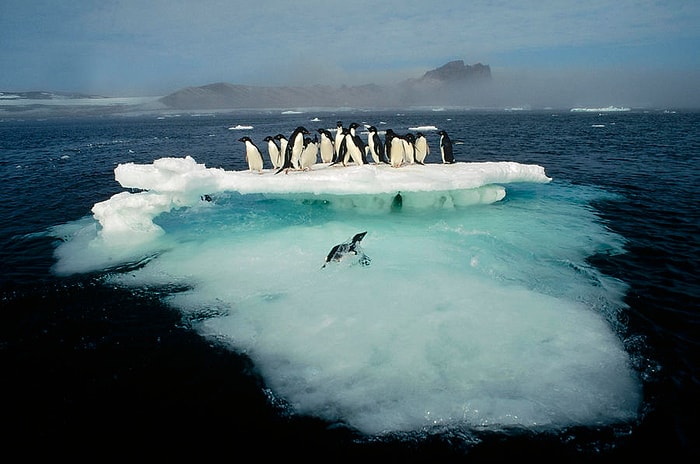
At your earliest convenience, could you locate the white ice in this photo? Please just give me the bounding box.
[570,106,631,112]
[49,156,641,436]
[408,125,439,131]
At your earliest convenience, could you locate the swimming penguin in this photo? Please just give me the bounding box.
[317,128,335,163]
[322,231,371,268]
[402,133,416,165]
[263,135,282,169]
[334,121,345,158]
[277,126,309,174]
[385,129,405,168]
[414,132,430,164]
[437,130,455,164]
[391,192,402,211]
[299,135,319,170]
[366,126,387,164]
[237,136,265,172]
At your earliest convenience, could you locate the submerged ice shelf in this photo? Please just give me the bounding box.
[50,154,642,436]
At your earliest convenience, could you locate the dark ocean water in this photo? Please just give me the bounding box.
[1,109,698,461]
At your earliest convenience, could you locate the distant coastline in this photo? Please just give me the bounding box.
[157,61,492,110]
[1,61,495,116]
[2,59,693,117]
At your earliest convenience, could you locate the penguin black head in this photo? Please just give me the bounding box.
[336,121,343,127]
[237,136,250,143]
[368,126,377,132]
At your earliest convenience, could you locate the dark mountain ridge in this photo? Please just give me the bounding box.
[159,60,491,110]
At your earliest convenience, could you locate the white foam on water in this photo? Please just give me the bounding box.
[49,157,641,436]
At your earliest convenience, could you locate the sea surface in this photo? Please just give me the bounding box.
[1,108,698,461]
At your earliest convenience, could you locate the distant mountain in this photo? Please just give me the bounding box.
[413,60,492,83]
[159,60,491,110]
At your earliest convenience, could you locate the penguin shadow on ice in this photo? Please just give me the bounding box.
[321,231,371,269]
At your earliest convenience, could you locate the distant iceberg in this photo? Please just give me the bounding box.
[408,125,439,131]
[570,106,630,112]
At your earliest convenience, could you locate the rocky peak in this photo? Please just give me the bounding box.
[421,60,491,82]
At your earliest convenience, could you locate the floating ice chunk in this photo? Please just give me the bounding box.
[408,125,439,131]
[94,156,551,244]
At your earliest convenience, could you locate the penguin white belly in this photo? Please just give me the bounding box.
[334,132,344,156]
[402,139,415,164]
[279,140,288,161]
[415,138,429,163]
[267,141,280,168]
[319,138,334,163]
[300,142,318,170]
[390,138,404,167]
[367,137,379,163]
[245,143,264,172]
[290,133,305,169]
[439,135,448,163]
[345,135,364,165]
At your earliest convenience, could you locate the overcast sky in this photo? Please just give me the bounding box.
[2,0,699,107]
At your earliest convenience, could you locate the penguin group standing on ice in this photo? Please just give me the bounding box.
[236,121,456,173]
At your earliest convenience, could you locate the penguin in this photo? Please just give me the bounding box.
[317,128,335,163]
[343,123,364,166]
[385,129,405,168]
[276,126,309,174]
[322,231,371,268]
[331,128,349,166]
[299,135,319,170]
[334,121,345,159]
[348,122,368,165]
[402,133,416,165]
[290,127,310,170]
[274,134,288,164]
[414,132,430,164]
[263,135,282,169]
[366,125,387,164]
[437,130,455,164]
[237,136,265,173]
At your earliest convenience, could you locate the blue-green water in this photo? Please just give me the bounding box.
[1,109,698,460]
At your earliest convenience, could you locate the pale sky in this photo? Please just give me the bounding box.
[2,0,699,107]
